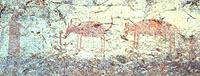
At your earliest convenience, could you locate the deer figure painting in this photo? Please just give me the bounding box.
[63,17,113,53]
[121,19,180,52]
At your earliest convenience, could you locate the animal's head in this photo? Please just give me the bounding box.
[64,19,75,38]
[64,18,78,38]
[121,22,130,41]
[124,22,131,36]
[64,26,77,39]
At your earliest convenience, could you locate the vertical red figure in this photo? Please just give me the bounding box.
[7,11,22,76]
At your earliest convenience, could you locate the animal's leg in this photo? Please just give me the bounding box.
[103,35,105,52]
[153,28,156,37]
[59,31,63,50]
[169,35,175,54]
[80,35,83,50]
[134,31,136,48]
[160,63,166,75]
[77,34,79,49]
[76,34,81,53]
[189,36,197,59]
[101,36,102,50]
[100,35,105,52]
[111,65,115,76]
[173,36,175,52]
[169,36,172,54]
[63,58,67,76]
[92,37,94,49]
[136,33,139,49]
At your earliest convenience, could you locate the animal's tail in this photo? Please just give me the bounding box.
[105,16,113,31]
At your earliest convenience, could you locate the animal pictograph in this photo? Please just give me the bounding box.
[121,19,180,52]
[63,16,113,53]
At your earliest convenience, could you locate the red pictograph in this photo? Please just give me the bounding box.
[122,19,180,52]
[63,16,113,53]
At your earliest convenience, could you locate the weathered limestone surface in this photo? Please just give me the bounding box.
[0,0,199,59]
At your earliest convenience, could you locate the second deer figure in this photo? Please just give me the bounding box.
[64,17,113,53]
[122,19,180,52]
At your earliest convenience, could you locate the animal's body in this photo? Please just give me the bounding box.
[64,17,113,53]
[122,19,179,52]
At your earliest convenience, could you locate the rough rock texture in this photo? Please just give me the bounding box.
[0,0,200,75]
